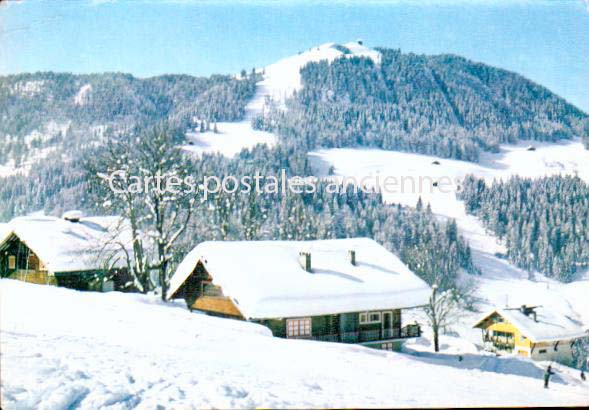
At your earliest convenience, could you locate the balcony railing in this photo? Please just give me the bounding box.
[305,324,421,343]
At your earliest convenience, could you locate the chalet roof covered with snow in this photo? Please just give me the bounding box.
[169,238,431,319]
[0,214,133,274]
[473,307,587,344]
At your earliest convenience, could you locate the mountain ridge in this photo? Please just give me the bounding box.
[258,46,588,162]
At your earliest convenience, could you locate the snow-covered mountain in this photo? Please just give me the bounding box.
[182,41,381,157]
[253,41,381,110]
[1,279,587,408]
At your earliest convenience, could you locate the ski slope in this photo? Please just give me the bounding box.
[182,123,277,158]
[255,41,380,109]
[308,137,587,253]
[183,42,380,157]
[309,137,588,223]
[1,279,587,409]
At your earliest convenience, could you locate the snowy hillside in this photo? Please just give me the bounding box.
[182,123,276,158]
[2,279,588,409]
[308,138,589,345]
[0,121,71,178]
[183,41,381,157]
[255,41,381,108]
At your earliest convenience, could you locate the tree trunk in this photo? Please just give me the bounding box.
[158,242,167,301]
[160,264,168,301]
[433,327,440,352]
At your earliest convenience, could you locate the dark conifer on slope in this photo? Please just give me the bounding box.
[0,71,259,166]
[258,50,587,161]
[460,175,589,282]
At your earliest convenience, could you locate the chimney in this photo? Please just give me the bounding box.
[348,250,356,266]
[299,252,312,272]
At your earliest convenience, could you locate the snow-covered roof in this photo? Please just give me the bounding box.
[169,238,431,319]
[473,307,587,344]
[0,215,133,274]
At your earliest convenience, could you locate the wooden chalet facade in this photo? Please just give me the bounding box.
[0,213,133,291]
[169,238,430,350]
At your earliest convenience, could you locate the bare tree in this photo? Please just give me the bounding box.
[86,124,198,299]
[87,136,151,292]
[423,284,461,352]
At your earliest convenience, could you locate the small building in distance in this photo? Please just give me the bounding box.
[168,238,431,351]
[473,305,587,365]
[0,212,133,292]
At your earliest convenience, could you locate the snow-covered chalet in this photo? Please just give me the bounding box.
[0,212,133,291]
[168,238,431,350]
[473,305,588,365]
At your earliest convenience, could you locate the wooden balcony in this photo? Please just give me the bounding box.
[307,324,421,343]
[191,295,243,318]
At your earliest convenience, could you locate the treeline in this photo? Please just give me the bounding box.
[460,175,589,282]
[257,49,588,161]
[0,156,87,221]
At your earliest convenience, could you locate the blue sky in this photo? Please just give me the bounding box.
[1,0,588,111]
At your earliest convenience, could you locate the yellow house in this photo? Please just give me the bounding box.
[473,305,587,365]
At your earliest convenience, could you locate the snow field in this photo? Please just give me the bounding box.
[2,279,588,409]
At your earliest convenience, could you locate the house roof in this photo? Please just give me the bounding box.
[168,238,431,320]
[0,215,133,274]
[473,307,587,344]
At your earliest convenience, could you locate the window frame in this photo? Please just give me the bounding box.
[286,317,312,338]
[359,311,382,324]
[8,255,16,270]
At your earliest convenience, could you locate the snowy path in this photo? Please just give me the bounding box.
[2,279,588,409]
[181,75,278,157]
